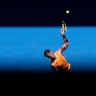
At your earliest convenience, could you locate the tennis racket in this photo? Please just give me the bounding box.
[62,20,67,32]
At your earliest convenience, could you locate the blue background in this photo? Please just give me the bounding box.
[0,26,96,73]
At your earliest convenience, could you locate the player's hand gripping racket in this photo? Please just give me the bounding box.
[62,20,67,32]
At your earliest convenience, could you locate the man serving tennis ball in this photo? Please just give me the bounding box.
[44,24,71,75]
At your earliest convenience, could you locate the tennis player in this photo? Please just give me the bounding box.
[44,28,71,75]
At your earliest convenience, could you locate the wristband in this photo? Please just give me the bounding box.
[66,39,68,42]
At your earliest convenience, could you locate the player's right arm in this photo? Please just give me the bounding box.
[58,29,69,53]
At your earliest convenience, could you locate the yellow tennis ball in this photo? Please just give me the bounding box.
[66,10,70,14]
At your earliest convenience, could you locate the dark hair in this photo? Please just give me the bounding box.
[44,49,50,57]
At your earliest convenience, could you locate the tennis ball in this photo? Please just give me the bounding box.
[66,10,70,14]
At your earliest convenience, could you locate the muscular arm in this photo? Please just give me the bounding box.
[58,29,69,53]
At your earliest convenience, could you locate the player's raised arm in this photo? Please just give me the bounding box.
[58,29,69,53]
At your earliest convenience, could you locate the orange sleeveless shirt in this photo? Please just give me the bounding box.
[51,51,70,72]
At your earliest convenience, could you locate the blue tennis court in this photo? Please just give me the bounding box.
[0,26,96,74]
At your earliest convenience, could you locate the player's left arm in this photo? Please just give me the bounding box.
[58,29,69,53]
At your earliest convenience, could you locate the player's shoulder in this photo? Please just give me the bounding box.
[57,48,63,53]
[55,50,62,54]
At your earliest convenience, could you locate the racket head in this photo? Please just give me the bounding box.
[62,20,67,32]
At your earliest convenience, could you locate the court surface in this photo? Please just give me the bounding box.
[0,26,96,74]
